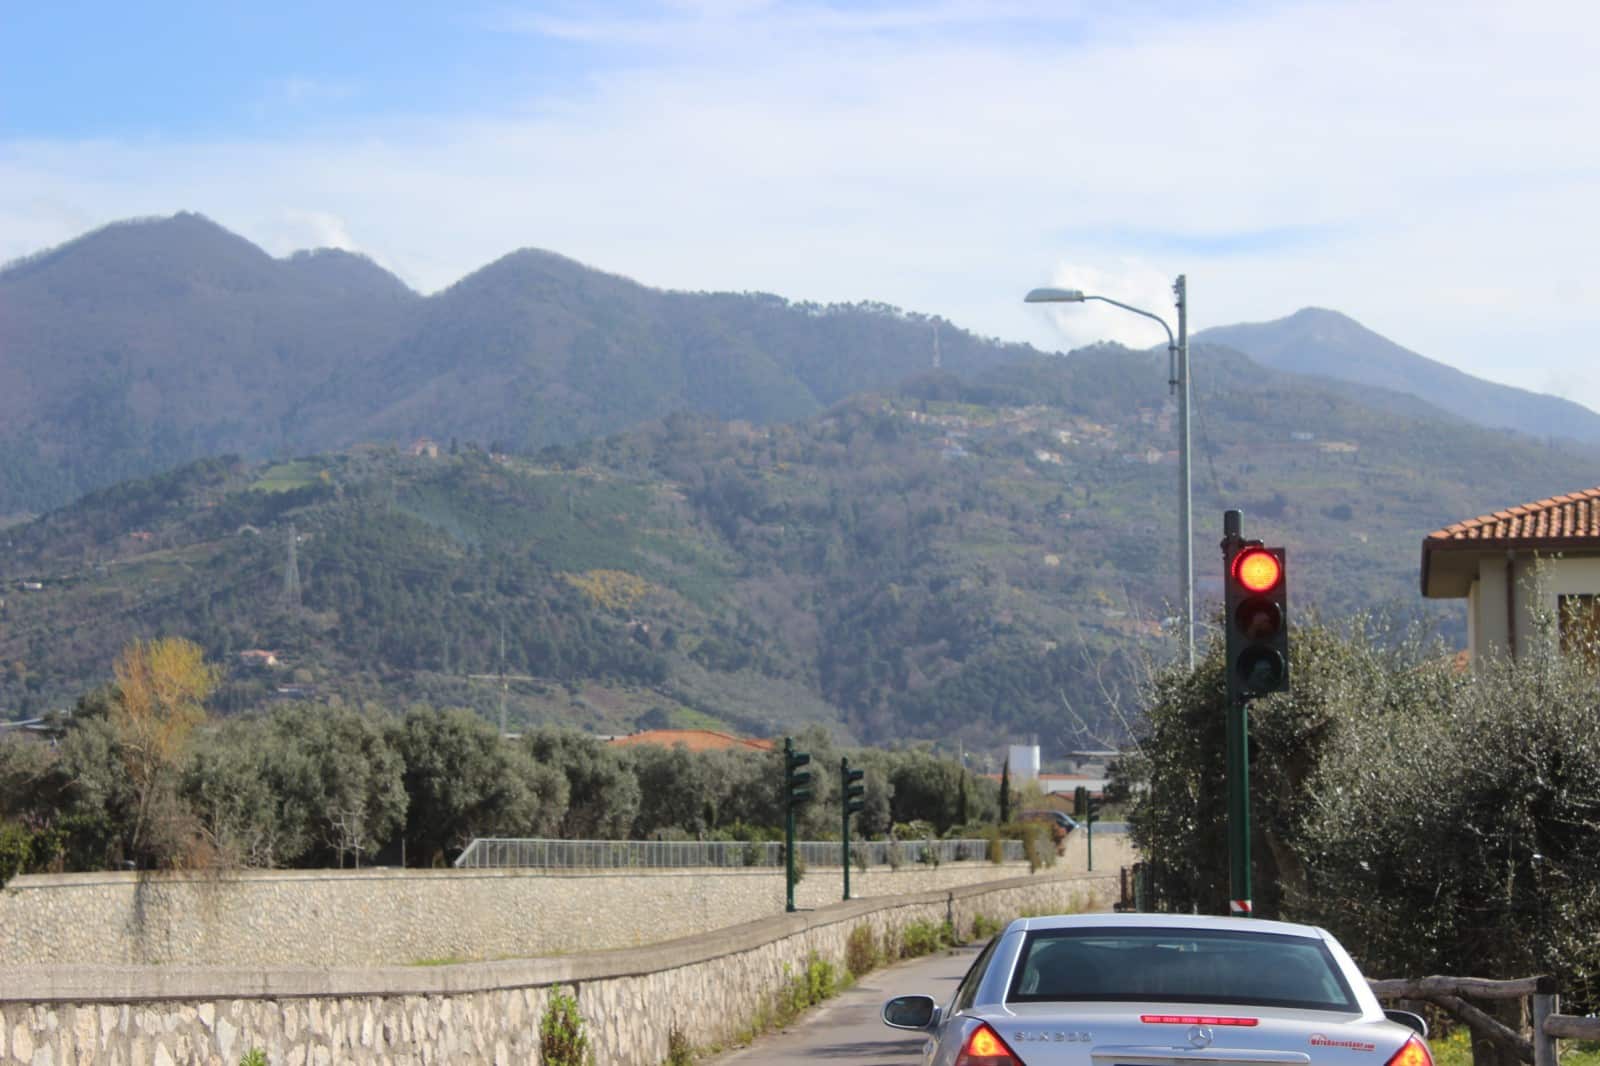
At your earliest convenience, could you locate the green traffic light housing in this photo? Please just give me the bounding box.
[1225,542,1289,696]
[786,746,812,804]
[1073,785,1099,824]
[843,763,865,815]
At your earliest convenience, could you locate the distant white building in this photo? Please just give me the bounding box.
[1007,743,1040,782]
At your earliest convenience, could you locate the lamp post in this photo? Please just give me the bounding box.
[1025,276,1194,669]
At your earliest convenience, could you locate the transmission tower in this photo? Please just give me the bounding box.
[932,323,942,370]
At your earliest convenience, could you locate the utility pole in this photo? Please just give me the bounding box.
[1175,275,1193,668]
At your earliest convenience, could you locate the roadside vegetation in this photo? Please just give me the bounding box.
[1126,610,1600,1000]
[0,638,1043,879]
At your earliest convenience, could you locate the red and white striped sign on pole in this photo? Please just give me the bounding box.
[1230,899,1253,916]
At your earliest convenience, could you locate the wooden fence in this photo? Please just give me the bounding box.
[1369,975,1600,1066]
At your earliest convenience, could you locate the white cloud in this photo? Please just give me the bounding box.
[268,209,359,254]
[4,0,1600,411]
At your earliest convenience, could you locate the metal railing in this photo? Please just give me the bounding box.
[453,836,1026,870]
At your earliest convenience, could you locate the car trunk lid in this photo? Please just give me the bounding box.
[979,1007,1403,1066]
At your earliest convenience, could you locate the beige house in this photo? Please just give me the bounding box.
[1421,487,1600,663]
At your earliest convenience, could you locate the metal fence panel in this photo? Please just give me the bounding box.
[453,837,1029,869]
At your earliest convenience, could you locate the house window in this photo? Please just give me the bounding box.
[1559,595,1600,665]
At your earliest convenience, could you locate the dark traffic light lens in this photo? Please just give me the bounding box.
[1235,597,1283,640]
[1236,647,1286,691]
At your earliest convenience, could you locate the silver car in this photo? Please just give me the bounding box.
[882,913,1431,1066]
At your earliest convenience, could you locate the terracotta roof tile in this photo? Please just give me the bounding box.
[606,729,775,753]
[1426,486,1600,544]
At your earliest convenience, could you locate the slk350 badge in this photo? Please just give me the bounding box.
[1014,1031,1092,1043]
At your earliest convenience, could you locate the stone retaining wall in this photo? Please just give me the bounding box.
[0,869,1120,1066]
[0,835,1136,968]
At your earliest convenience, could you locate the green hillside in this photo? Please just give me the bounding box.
[0,215,1031,515]
[4,345,1596,756]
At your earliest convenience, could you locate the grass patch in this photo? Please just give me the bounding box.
[251,460,323,493]
[1430,1028,1600,1066]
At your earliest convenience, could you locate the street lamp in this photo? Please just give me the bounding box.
[1025,276,1194,669]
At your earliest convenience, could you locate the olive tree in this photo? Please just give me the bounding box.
[390,707,567,865]
[1130,610,1600,992]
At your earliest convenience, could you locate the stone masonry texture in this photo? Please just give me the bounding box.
[0,860,1126,1065]
[0,834,1134,968]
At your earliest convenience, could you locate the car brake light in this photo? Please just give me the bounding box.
[1141,1015,1259,1027]
[1385,1035,1433,1066]
[957,1022,1023,1065]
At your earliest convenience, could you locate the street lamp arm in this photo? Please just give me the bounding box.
[1022,273,1195,670]
[1081,295,1175,349]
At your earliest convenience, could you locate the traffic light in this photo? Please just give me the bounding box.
[1225,541,1289,697]
[841,757,866,901]
[783,737,811,912]
[1073,786,1099,825]
[786,745,812,806]
[842,760,865,815]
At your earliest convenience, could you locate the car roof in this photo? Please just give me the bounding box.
[1011,912,1331,940]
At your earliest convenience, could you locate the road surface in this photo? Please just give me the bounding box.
[708,943,981,1065]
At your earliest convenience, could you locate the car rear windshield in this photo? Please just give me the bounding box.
[1008,927,1358,1011]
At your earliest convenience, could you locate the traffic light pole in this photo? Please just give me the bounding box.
[785,790,797,913]
[841,758,865,901]
[841,758,852,902]
[1221,509,1252,917]
[784,737,811,914]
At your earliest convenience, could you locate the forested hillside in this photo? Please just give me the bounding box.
[1198,308,1600,443]
[0,214,1030,514]
[5,345,1597,755]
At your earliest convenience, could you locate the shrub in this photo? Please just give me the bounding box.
[664,1026,693,1066]
[899,919,951,958]
[805,954,838,1004]
[0,821,34,887]
[540,987,594,1066]
[239,1052,268,1066]
[846,922,880,977]
[970,913,1004,941]
[1018,824,1045,872]
[777,955,839,1019]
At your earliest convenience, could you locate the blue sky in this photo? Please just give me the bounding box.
[4,0,1599,412]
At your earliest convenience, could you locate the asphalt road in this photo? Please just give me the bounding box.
[707,943,982,1065]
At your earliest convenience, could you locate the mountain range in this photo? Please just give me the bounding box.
[1197,309,1600,443]
[0,213,1028,515]
[3,214,1599,752]
[6,214,1598,518]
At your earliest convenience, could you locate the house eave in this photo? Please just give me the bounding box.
[1421,536,1600,598]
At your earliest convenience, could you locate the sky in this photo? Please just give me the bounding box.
[4,0,1599,412]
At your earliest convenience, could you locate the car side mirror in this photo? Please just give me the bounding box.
[1384,1010,1428,1038]
[882,994,940,1031]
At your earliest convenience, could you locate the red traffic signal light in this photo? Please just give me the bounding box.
[1232,548,1282,593]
